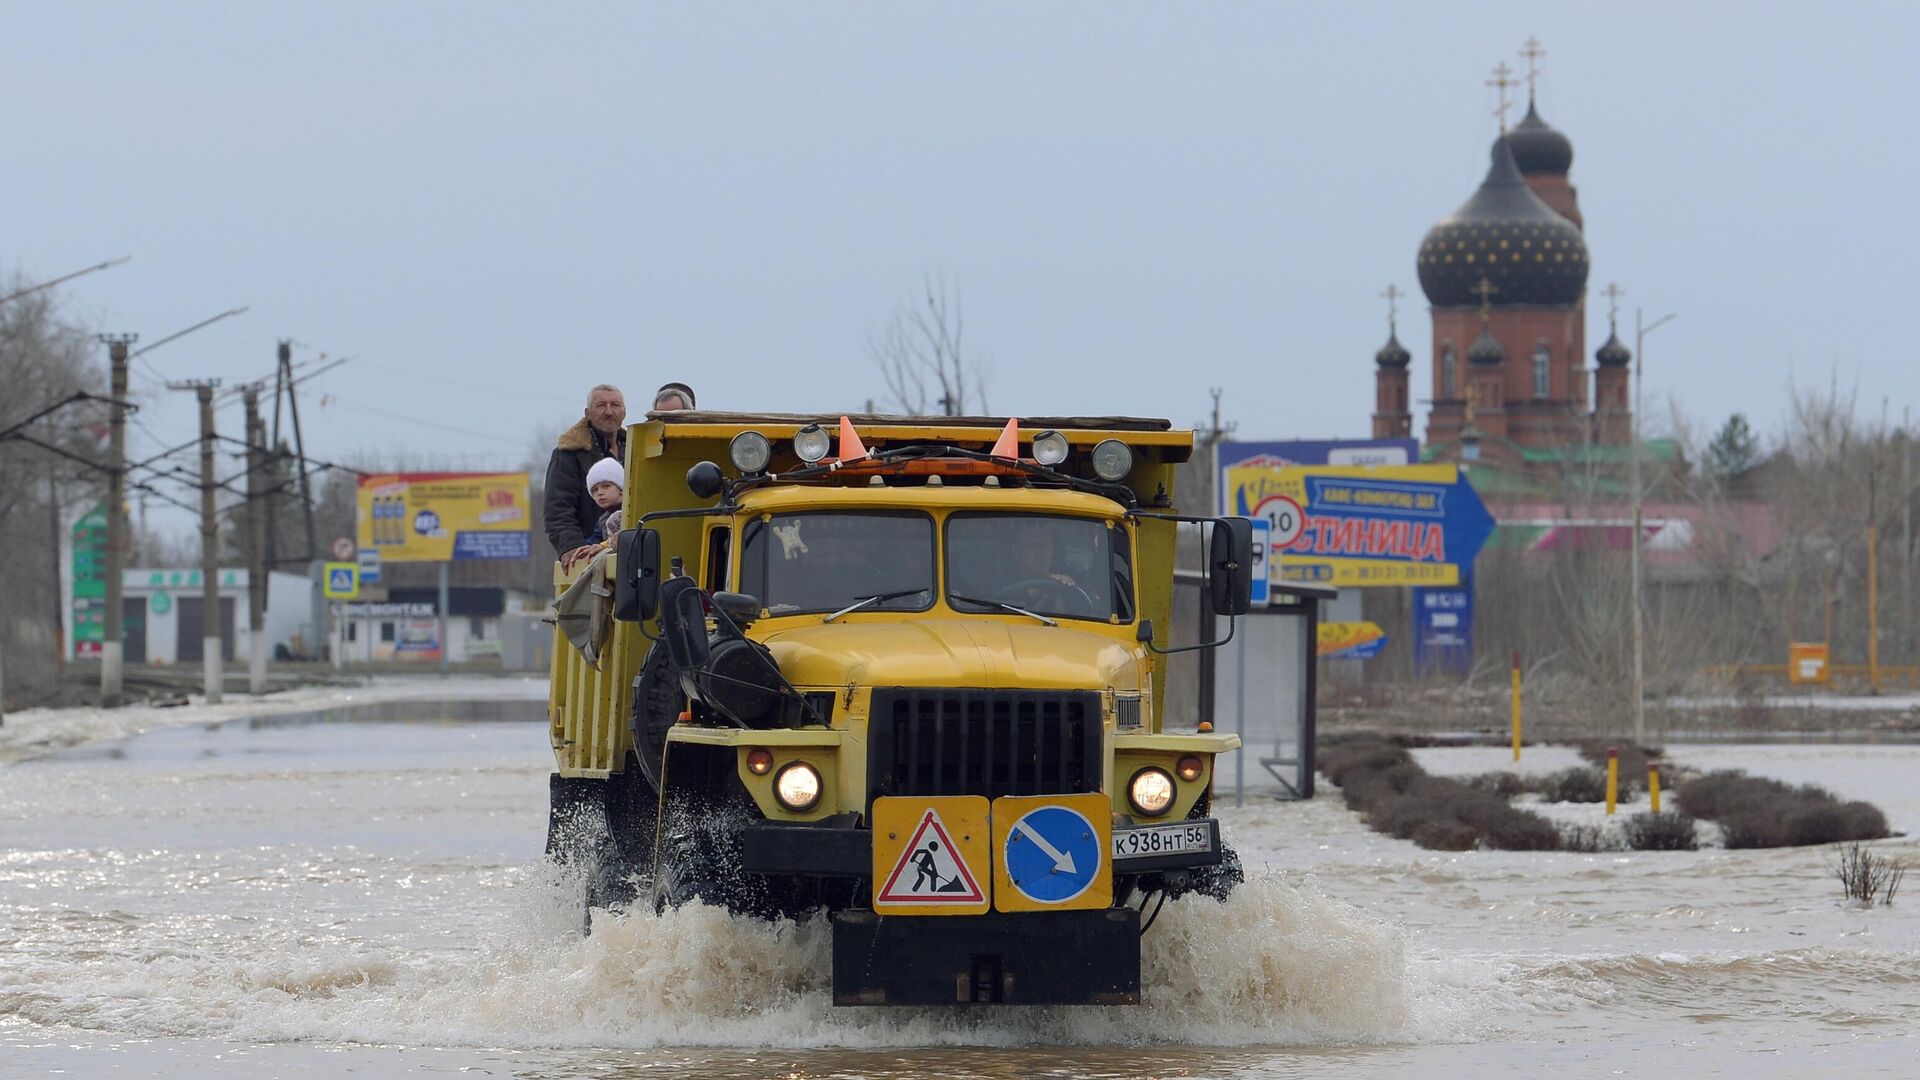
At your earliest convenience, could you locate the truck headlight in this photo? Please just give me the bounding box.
[774,762,823,811]
[794,424,831,463]
[1128,766,1175,817]
[730,431,772,474]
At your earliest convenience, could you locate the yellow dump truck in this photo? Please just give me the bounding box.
[546,411,1255,1005]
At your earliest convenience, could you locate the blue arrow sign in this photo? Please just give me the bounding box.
[1004,805,1101,904]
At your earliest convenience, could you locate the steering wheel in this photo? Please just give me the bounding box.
[993,576,1096,615]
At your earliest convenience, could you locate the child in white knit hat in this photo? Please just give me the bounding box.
[583,457,624,544]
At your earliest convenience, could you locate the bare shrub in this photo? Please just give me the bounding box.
[1831,842,1908,905]
[1533,767,1609,803]
[1623,811,1699,851]
[1466,772,1527,798]
[1677,770,1890,848]
[1559,823,1616,853]
[1318,734,1566,852]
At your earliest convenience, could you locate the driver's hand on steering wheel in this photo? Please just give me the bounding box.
[1048,573,1077,587]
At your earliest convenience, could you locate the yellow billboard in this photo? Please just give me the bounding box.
[1219,462,1496,589]
[356,471,532,563]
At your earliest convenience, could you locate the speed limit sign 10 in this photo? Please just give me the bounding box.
[1252,495,1305,549]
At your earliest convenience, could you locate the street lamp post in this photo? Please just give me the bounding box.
[1630,307,1678,745]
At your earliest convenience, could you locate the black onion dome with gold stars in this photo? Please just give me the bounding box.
[1506,100,1573,176]
[1375,329,1411,369]
[1467,325,1506,365]
[1417,138,1588,308]
[1595,327,1632,367]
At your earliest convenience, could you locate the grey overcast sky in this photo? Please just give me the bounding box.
[7,2,1917,515]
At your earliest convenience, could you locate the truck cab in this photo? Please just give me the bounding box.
[546,412,1255,1005]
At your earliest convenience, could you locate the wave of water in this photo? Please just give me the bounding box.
[1,869,1480,1051]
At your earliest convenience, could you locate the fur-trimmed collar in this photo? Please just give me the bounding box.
[557,417,623,453]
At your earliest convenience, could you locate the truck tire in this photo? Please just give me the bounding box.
[629,641,682,793]
[546,763,659,924]
[1178,790,1243,901]
[545,772,618,927]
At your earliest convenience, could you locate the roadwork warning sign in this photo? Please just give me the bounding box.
[872,798,989,915]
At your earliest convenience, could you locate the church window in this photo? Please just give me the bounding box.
[1532,345,1551,397]
[1441,347,1455,398]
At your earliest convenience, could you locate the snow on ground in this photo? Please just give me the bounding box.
[1410,743,1585,778]
[0,675,548,764]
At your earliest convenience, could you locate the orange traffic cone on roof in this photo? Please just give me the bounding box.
[837,415,870,462]
[989,417,1020,460]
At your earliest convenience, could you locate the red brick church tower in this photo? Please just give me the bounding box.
[1404,48,1631,464]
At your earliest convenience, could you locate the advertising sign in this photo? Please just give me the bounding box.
[356,472,532,563]
[1413,572,1474,674]
[1222,462,1494,589]
[1218,438,1419,476]
[1318,621,1387,659]
[70,504,108,658]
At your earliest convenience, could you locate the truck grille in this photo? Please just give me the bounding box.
[867,688,1102,807]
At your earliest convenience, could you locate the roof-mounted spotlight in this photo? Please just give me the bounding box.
[793,424,831,463]
[1090,438,1133,481]
[729,431,772,474]
[1031,429,1070,467]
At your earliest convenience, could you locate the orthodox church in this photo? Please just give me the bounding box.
[1372,49,1638,476]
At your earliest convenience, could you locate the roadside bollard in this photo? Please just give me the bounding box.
[1648,763,1662,814]
[1510,651,1522,762]
[1605,746,1619,816]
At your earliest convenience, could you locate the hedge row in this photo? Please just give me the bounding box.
[1675,771,1891,848]
[1319,735,1562,851]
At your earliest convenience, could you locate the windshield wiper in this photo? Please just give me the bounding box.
[950,595,1058,627]
[821,588,927,623]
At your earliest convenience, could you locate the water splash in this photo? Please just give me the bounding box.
[2,867,1471,1050]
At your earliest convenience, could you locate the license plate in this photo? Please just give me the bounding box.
[1112,822,1212,858]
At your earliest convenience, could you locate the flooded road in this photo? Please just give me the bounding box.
[3,714,1916,1078]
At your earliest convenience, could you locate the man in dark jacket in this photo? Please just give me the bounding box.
[545,384,627,564]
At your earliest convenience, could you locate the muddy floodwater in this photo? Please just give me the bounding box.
[3,712,1916,1078]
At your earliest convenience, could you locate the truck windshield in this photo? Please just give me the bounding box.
[739,512,935,616]
[947,513,1134,623]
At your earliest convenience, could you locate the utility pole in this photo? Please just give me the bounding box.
[1629,307,1676,744]
[1868,463,1880,693]
[98,334,137,707]
[1904,407,1914,677]
[47,467,65,666]
[281,340,318,563]
[244,388,269,694]
[171,378,224,703]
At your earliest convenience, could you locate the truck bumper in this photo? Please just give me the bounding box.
[738,819,1225,878]
[832,907,1141,1005]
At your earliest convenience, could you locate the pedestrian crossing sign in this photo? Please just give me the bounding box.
[871,796,989,916]
[322,561,360,599]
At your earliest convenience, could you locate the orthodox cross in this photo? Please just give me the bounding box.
[1472,277,1499,321]
[1379,284,1403,332]
[1486,62,1517,132]
[1601,282,1626,324]
[1519,37,1546,103]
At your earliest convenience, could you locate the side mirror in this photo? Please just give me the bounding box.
[658,575,711,668]
[686,461,725,500]
[1135,619,1155,643]
[1209,517,1255,616]
[613,527,661,622]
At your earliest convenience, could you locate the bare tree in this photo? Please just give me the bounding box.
[872,272,988,416]
[0,274,105,706]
